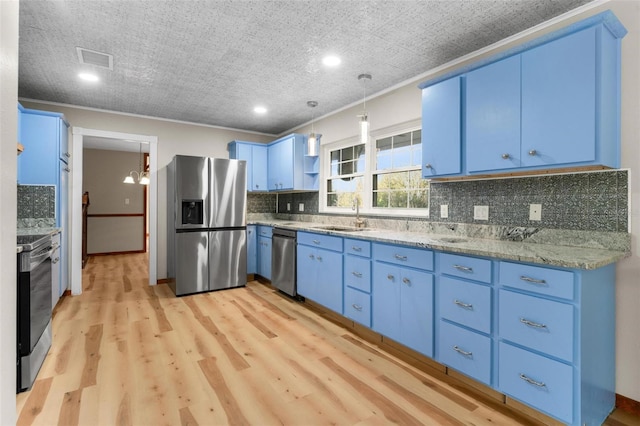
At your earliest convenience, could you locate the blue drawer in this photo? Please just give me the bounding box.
[344,287,371,327]
[440,253,492,283]
[499,289,574,362]
[257,225,272,238]
[373,243,434,271]
[439,276,492,334]
[344,238,371,258]
[499,342,573,424]
[500,262,574,300]
[438,321,492,385]
[298,232,343,252]
[344,256,371,292]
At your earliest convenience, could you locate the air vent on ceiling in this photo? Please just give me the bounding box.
[76,47,113,70]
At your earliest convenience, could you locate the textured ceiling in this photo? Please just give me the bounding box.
[19,0,594,135]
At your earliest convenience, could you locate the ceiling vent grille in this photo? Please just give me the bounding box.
[76,47,113,70]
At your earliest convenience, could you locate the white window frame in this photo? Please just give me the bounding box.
[320,119,429,217]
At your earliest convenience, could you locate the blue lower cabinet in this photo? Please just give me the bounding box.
[247,226,257,274]
[438,321,491,385]
[257,235,271,280]
[344,287,371,327]
[499,342,573,424]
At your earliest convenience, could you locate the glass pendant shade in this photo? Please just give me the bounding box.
[139,172,150,185]
[123,174,135,184]
[359,114,369,145]
[123,143,149,184]
[307,133,318,156]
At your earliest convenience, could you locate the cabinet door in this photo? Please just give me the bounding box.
[372,262,401,340]
[421,77,462,177]
[237,144,253,191]
[257,236,271,280]
[314,249,343,314]
[400,268,434,356]
[252,145,268,191]
[246,226,257,274]
[268,138,294,190]
[297,244,317,300]
[58,119,70,163]
[522,27,596,167]
[466,55,521,172]
[18,113,58,184]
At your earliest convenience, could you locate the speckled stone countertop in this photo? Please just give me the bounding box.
[248,218,630,270]
[17,227,61,237]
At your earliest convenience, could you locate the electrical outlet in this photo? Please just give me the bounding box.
[440,204,449,219]
[125,198,130,205]
[529,203,542,221]
[474,205,489,221]
[298,203,304,212]
[286,202,291,211]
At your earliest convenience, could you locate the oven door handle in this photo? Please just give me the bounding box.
[30,246,53,269]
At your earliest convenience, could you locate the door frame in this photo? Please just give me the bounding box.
[70,127,158,294]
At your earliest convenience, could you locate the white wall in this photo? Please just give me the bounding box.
[18,0,640,402]
[0,1,18,423]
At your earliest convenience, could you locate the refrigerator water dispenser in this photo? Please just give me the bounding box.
[182,200,204,225]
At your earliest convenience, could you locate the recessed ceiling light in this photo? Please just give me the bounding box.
[78,72,99,82]
[254,106,267,114]
[322,55,341,67]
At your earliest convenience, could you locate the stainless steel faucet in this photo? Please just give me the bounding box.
[353,198,365,228]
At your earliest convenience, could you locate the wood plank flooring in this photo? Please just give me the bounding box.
[16,253,639,425]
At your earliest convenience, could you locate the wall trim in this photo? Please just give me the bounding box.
[616,393,640,416]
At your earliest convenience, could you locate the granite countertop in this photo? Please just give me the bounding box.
[249,219,630,270]
[17,227,61,237]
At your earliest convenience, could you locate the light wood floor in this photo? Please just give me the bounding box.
[16,253,639,426]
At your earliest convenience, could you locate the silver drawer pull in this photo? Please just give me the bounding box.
[64,167,71,172]
[316,256,322,261]
[351,246,362,252]
[352,304,363,311]
[313,239,321,244]
[501,153,510,159]
[520,276,547,285]
[453,264,473,273]
[402,277,411,285]
[351,271,362,278]
[52,257,60,264]
[520,317,547,329]
[519,373,546,388]
[454,299,473,309]
[387,274,395,281]
[308,254,315,259]
[394,254,407,261]
[453,345,472,357]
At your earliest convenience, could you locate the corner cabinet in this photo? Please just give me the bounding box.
[18,108,70,304]
[420,11,626,178]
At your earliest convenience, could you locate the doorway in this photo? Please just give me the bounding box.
[71,128,158,294]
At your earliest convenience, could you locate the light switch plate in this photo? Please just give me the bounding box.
[529,203,542,221]
[474,205,489,220]
[299,203,304,212]
[125,198,130,205]
[440,204,449,218]
[286,202,291,211]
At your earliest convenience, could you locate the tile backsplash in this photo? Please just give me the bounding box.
[17,184,56,219]
[250,170,628,232]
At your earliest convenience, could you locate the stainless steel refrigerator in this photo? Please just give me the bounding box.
[167,155,247,296]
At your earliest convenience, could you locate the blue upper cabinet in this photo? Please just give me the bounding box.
[228,141,268,192]
[422,77,462,178]
[521,27,597,168]
[466,55,521,172]
[419,11,626,178]
[18,109,67,185]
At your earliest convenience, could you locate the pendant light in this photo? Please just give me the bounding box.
[307,100,319,156]
[123,143,149,185]
[358,73,371,145]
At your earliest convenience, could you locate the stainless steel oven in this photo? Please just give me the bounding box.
[17,233,54,392]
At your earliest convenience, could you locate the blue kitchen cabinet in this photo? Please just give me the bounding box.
[372,243,434,357]
[421,76,462,178]
[246,225,257,274]
[466,55,521,172]
[257,226,272,280]
[228,141,268,192]
[267,134,315,191]
[297,232,343,314]
[343,238,372,327]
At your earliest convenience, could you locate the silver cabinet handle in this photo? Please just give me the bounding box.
[453,264,473,273]
[64,152,71,158]
[402,277,411,285]
[351,271,362,278]
[501,153,510,159]
[528,149,537,156]
[308,254,314,259]
[255,184,259,189]
[394,254,407,261]
[351,246,362,252]
[352,304,363,311]
[316,256,322,261]
[520,317,547,329]
[313,239,320,244]
[64,167,71,172]
[520,276,547,285]
[387,274,394,281]
[52,257,60,264]
[453,345,472,357]
[425,163,432,169]
[519,373,546,388]
[454,299,473,309]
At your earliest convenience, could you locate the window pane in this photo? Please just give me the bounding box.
[342,146,354,161]
[340,161,354,175]
[355,144,366,172]
[373,191,389,208]
[392,147,411,168]
[409,190,428,208]
[376,137,392,152]
[327,193,338,207]
[331,150,340,162]
[412,130,422,146]
[390,190,408,208]
[394,133,411,149]
[376,153,392,171]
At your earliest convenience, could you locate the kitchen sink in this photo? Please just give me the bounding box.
[314,225,368,232]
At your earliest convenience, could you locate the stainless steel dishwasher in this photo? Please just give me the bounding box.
[271,227,297,297]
